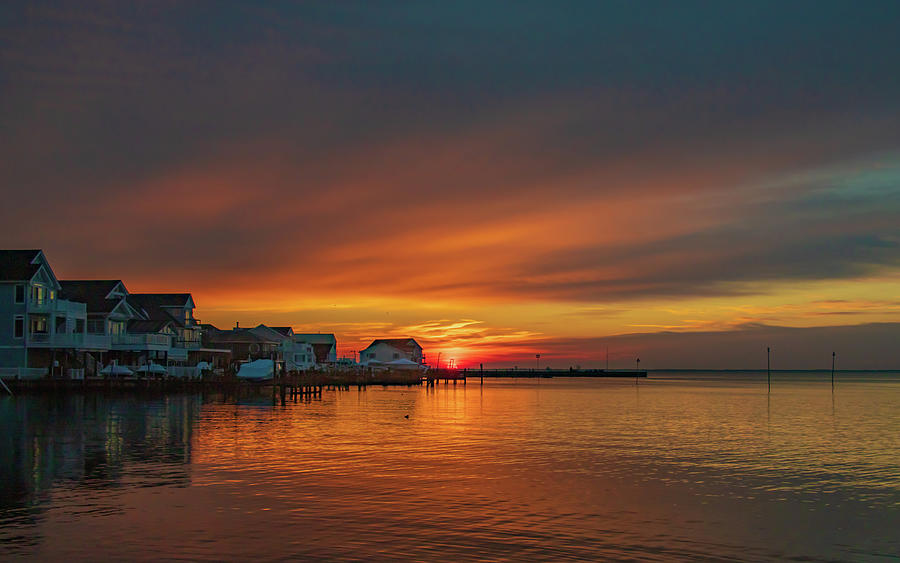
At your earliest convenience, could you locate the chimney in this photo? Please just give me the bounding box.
[235,321,240,329]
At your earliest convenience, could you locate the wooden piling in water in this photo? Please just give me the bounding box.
[831,351,836,391]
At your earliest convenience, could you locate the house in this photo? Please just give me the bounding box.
[359,338,423,366]
[128,293,202,361]
[0,250,109,377]
[293,333,338,365]
[203,322,282,363]
[59,280,143,341]
[129,293,201,340]
[1,248,222,379]
[59,280,176,369]
[287,341,316,371]
[249,325,317,372]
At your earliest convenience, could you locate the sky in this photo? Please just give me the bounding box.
[2,1,900,368]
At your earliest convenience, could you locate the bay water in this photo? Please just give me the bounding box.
[2,372,899,561]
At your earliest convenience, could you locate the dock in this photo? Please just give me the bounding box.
[0,366,647,399]
[465,368,647,378]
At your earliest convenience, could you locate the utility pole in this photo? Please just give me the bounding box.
[767,347,771,392]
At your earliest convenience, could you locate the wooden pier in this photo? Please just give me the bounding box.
[425,370,467,386]
[464,368,647,378]
[1,366,647,398]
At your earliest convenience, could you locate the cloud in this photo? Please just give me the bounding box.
[469,322,900,370]
[3,2,900,361]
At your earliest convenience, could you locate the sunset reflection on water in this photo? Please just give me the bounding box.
[2,374,899,560]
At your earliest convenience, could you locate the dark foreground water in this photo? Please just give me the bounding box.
[2,372,899,561]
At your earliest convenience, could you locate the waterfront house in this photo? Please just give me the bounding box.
[293,333,338,365]
[128,293,203,362]
[1,249,225,379]
[249,325,318,372]
[359,338,423,366]
[59,280,161,371]
[59,280,142,341]
[0,250,109,378]
[203,323,282,363]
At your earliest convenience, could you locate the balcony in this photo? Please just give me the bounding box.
[28,298,87,316]
[111,333,172,351]
[27,332,111,349]
[174,339,203,350]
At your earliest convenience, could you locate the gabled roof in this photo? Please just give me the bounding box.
[60,280,128,313]
[0,250,43,282]
[250,325,291,342]
[362,338,422,354]
[129,293,194,309]
[269,326,295,337]
[128,293,193,327]
[127,319,174,334]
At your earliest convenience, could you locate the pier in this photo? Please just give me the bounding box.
[0,366,648,398]
[465,368,648,378]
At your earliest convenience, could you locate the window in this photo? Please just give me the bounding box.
[393,353,399,360]
[75,319,85,333]
[55,316,66,333]
[367,352,375,359]
[15,285,24,303]
[32,285,46,304]
[14,317,24,338]
[87,319,105,334]
[30,316,47,334]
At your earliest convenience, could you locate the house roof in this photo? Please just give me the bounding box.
[206,328,275,345]
[59,280,126,313]
[0,250,43,282]
[363,338,422,354]
[269,326,294,337]
[294,333,337,345]
[250,325,291,342]
[129,293,193,309]
[127,319,173,334]
[128,293,193,327]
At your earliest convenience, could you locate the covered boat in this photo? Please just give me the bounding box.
[237,359,274,380]
[100,364,134,376]
[136,362,167,375]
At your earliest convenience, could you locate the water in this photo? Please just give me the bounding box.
[2,372,899,561]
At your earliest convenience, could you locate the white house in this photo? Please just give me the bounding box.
[0,250,103,377]
[248,325,317,372]
[359,338,423,366]
[288,341,316,371]
[293,333,337,365]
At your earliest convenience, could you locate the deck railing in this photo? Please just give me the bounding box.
[0,367,48,380]
[111,333,172,348]
[28,332,111,349]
